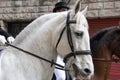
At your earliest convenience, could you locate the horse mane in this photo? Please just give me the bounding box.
[13,13,63,45]
[100,26,120,51]
[90,26,120,54]
[90,26,117,42]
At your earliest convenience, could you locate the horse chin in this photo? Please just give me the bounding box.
[72,64,92,80]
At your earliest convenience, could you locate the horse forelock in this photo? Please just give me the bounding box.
[75,12,88,27]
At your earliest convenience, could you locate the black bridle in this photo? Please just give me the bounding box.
[55,12,92,80]
[56,12,92,63]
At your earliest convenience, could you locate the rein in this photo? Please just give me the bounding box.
[5,42,67,71]
[93,58,120,62]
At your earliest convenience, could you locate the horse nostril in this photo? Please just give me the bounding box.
[84,68,91,74]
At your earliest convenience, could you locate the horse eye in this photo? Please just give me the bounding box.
[83,24,86,27]
[74,31,83,37]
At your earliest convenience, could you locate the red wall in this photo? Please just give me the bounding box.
[88,18,120,37]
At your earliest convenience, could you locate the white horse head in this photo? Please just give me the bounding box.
[55,1,94,79]
[0,0,94,80]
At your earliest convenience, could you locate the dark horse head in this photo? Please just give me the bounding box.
[90,26,120,58]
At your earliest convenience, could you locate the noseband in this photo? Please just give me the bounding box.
[56,12,92,63]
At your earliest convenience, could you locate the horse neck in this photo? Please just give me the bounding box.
[91,26,119,43]
[13,13,60,45]
[13,12,67,60]
[103,27,120,54]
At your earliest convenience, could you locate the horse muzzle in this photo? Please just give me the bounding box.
[63,50,93,79]
[72,63,92,80]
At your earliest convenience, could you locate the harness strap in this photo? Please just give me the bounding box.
[56,27,66,48]
[66,12,75,53]
[93,58,120,62]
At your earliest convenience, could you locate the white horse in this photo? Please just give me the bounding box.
[0,0,94,80]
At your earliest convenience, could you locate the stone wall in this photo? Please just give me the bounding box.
[0,0,54,21]
[81,0,120,19]
[0,0,120,21]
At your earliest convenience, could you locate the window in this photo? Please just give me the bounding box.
[8,21,32,37]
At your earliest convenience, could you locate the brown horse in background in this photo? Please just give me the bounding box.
[90,26,120,80]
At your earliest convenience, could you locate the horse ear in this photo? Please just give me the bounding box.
[81,6,88,16]
[73,0,81,14]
